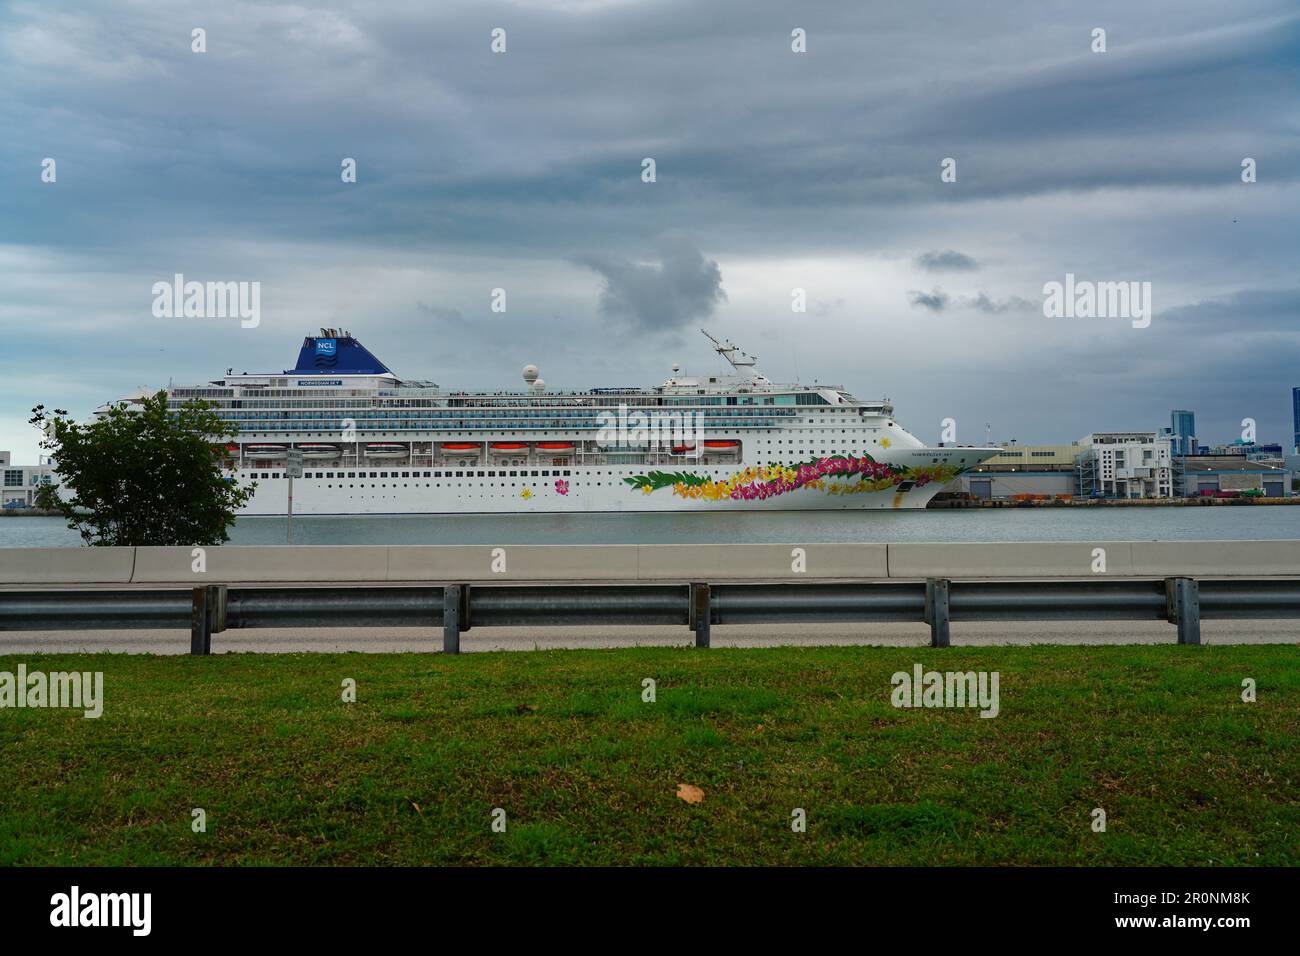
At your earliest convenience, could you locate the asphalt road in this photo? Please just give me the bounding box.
[0,619,1294,654]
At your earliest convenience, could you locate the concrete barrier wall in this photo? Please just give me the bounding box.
[887,542,1138,578]
[0,542,1298,585]
[637,544,888,579]
[0,547,136,584]
[887,541,1300,578]
[1130,540,1300,577]
[387,545,642,581]
[131,546,392,583]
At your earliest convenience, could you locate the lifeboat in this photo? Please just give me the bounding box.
[297,443,340,459]
[364,443,408,459]
[441,442,480,452]
[246,444,287,459]
[671,443,697,455]
[489,442,529,454]
[703,440,740,449]
[536,442,575,451]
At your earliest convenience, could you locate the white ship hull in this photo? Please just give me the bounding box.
[230,446,993,515]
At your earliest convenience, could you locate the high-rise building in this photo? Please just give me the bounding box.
[1170,409,1196,457]
[1292,387,1300,454]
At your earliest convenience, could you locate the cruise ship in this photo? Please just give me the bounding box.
[122,330,999,514]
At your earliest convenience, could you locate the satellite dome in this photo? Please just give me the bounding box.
[521,364,539,384]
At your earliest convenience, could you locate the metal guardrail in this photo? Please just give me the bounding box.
[3,576,1299,653]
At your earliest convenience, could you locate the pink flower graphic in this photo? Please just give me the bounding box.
[555,479,569,495]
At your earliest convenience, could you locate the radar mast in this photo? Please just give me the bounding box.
[700,329,758,369]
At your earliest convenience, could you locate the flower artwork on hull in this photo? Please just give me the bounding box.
[622,455,965,501]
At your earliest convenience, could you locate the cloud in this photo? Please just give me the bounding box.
[961,292,1036,314]
[575,233,726,330]
[907,287,950,312]
[1,1,1298,461]
[915,250,979,272]
[416,302,466,323]
[1154,287,1300,331]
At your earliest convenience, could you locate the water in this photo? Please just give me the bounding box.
[4,505,1300,546]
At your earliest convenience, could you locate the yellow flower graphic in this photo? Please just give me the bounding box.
[520,488,532,499]
[880,438,891,448]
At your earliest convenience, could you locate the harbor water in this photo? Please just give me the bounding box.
[4,505,1300,547]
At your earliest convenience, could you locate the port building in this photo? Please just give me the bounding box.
[0,452,55,510]
[959,444,1077,500]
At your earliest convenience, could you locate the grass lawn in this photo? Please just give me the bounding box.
[0,646,1296,866]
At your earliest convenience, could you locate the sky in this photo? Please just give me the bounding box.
[1,0,1297,462]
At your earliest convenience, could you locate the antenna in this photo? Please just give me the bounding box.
[699,329,758,369]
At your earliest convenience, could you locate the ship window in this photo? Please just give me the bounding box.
[327,472,335,478]
[381,472,390,478]
[531,471,539,477]
[489,471,497,477]
[369,472,377,478]
[401,471,409,478]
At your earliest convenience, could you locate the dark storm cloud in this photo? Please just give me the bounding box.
[1156,287,1300,332]
[962,292,1037,314]
[908,287,1036,315]
[1,0,1298,459]
[4,1,1295,258]
[907,288,950,312]
[916,250,979,272]
[574,234,726,331]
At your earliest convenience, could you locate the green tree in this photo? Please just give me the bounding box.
[30,391,255,546]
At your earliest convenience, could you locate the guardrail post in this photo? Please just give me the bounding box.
[190,586,212,655]
[690,583,711,648]
[1166,577,1201,645]
[442,584,463,654]
[925,578,951,648]
[210,584,227,635]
